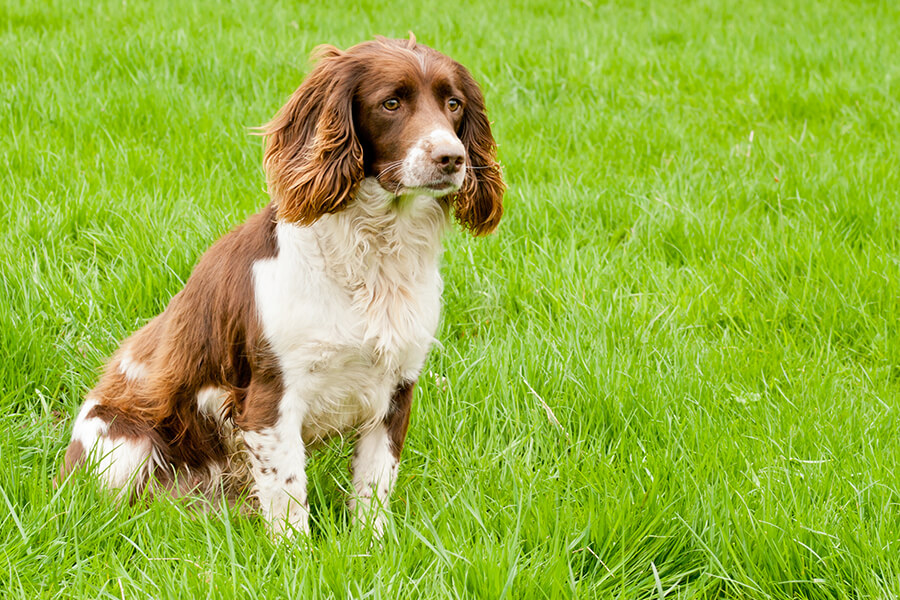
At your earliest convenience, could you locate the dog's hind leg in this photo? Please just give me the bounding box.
[60,397,164,492]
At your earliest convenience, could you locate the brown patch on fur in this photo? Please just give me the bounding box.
[58,439,84,483]
[385,381,415,460]
[87,403,155,440]
[232,357,283,433]
[73,204,282,485]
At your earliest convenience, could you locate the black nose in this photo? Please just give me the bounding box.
[431,143,465,174]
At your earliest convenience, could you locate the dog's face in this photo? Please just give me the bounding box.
[352,49,467,196]
[263,37,504,235]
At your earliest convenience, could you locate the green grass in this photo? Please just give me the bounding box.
[3,0,900,597]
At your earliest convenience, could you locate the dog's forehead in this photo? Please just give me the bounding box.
[351,47,459,99]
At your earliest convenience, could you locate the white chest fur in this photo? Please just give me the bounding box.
[252,179,447,443]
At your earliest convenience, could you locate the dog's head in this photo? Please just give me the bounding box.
[263,36,504,235]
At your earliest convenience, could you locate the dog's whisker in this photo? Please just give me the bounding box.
[376,162,405,179]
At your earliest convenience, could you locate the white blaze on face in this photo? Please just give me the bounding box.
[400,128,466,191]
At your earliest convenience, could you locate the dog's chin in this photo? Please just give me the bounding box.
[402,172,466,196]
[408,181,461,198]
[377,181,462,199]
[373,170,465,198]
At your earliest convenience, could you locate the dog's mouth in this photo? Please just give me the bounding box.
[389,177,460,197]
[373,173,458,195]
[424,180,457,191]
[417,179,462,197]
[423,170,467,192]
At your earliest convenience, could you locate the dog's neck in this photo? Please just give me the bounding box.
[277,177,449,355]
[308,177,449,281]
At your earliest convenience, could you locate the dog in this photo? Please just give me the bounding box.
[59,36,504,536]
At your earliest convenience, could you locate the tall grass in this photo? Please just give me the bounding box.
[2,0,899,597]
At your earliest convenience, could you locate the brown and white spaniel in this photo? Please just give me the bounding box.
[60,36,504,536]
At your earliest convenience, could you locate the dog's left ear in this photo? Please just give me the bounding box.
[452,63,505,236]
[263,46,365,225]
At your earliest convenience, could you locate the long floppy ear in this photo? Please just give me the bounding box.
[453,63,505,236]
[263,46,364,224]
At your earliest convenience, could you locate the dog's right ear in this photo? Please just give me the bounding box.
[262,46,364,225]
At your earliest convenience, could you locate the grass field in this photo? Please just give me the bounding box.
[3,0,900,597]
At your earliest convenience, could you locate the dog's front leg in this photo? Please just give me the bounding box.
[240,384,309,537]
[350,380,415,535]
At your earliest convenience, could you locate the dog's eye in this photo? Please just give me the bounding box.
[448,98,461,112]
[382,98,400,111]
